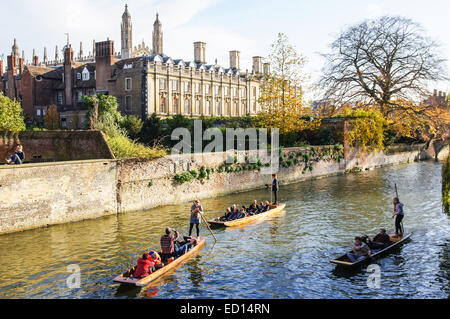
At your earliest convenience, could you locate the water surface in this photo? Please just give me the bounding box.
[0,161,448,299]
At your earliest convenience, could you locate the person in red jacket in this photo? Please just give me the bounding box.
[133,253,155,278]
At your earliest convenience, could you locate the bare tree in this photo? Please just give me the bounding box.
[318,16,448,112]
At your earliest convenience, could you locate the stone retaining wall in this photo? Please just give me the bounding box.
[0,145,428,235]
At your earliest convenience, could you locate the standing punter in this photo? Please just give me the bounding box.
[189,200,203,237]
[392,197,404,238]
[272,173,279,205]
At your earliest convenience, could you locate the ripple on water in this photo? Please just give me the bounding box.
[0,162,448,299]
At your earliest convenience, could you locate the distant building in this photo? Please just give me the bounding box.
[424,89,449,110]
[0,5,269,129]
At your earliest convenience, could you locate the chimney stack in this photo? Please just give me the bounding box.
[0,60,4,77]
[64,45,74,65]
[7,55,17,75]
[19,58,24,74]
[95,40,115,91]
[263,63,271,75]
[229,50,240,70]
[194,42,206,65]
[43,47,48,64]
[64,45,74,107]
[55,45,59,62]
[34,55,39,66]
[252,56,263,74]
[79,41,84,59]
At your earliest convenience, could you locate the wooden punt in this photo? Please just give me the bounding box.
[113,237,206,287]
[331,233,412,267]
[208,203,286,227]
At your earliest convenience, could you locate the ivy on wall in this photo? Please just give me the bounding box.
[173,145,345,184]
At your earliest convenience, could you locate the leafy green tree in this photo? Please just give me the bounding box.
[139,113,164,145]
[120,115,143,140]
[257,33,317,134]
[44,104,60,130]
[83,93,122,129]
[0,93,26,133]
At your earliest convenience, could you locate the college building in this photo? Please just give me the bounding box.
[0,5,270,129]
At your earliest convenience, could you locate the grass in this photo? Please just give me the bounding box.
[106,135,166,159]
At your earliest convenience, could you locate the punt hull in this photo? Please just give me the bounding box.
[331,233,412,268]
[208,204,286,227]
[113,237,206,287]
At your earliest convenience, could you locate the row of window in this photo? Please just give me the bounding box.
[124,95,256,116]
[125,78,257,98]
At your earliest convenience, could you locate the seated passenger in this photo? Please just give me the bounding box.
[174,238,194,257]
[134,253,155,278]
[347,237,370,263]
[248,200,259,215]
[261,201,271,212]
[368,229,391,250]
[220,208,232,221]
[238,208,248,219]
[148,251,163,269]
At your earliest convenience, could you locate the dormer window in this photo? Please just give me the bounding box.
[82,67,90,81]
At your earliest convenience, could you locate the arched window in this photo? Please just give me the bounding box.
[185,99,190,114]
[160,97,166,113]
[216,101,221,116]
[205,101,210,115]
[173,98,179,114]
[196,100,200,114]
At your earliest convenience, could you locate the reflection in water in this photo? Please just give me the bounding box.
[0,162,448,299]
[187,256,204,288]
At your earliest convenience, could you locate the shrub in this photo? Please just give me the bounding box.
[106,135,166,159]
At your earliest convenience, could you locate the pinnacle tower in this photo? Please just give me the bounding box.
[152,13,163,55]
[121,4,133,59]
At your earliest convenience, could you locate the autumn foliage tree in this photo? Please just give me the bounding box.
[44,104,60,129]
[318,16,449,141]
[257,33,317,134]
[0,93,26,133]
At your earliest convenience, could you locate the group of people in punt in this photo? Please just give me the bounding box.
[219,200,272,222]
[346,197,405,263]
[132,227,199,279]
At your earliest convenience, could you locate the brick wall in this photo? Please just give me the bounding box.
[0,130,114,163]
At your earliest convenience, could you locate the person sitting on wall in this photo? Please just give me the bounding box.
[5,144,25,165]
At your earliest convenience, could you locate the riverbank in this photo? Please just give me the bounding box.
[0,144,431,235]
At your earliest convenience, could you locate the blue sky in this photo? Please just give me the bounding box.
[1,0,449,98]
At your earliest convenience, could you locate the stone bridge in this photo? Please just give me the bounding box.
[428,139,449,161]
